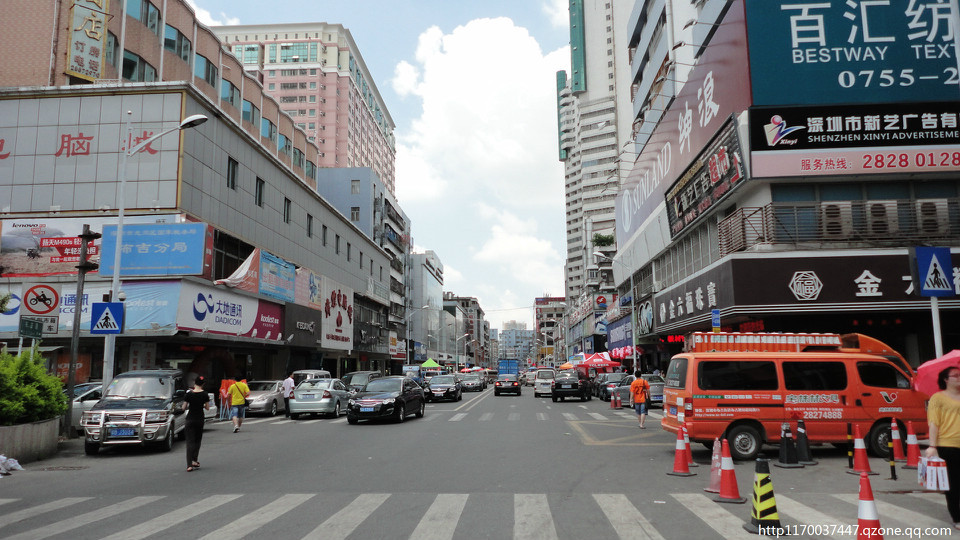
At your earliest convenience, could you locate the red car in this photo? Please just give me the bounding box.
[494,374,521,396]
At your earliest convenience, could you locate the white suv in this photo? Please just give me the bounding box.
[533,368,557,398]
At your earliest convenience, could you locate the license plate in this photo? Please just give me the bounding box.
[301,394,314,399]
[360,407,374,412]
[562,384,572,389]
[434,392,444,395]
[110,427,135,437]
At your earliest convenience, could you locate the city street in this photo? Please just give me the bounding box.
[1,387,953,540]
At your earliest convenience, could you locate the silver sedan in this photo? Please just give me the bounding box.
[245,380,285,416]
[289,378,351,419]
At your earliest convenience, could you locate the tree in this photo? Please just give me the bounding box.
[0,350,68,426]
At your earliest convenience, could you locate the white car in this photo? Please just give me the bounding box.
[533,368,557,397]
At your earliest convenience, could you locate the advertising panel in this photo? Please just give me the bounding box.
[294,267,325,310]
[65,0,109,82]
[100,222,211,277]
[745,0,959,106]
[606,316,633,349]
[320,276,354,350]
[259,250,296,302]
[654,262,733,332]
[749,101,960,177]
[283,302,321,348]
[176,281,282,338]
[616,0,752,245]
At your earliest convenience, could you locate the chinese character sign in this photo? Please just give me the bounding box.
[746,0,958,105]
[66,0,109,82]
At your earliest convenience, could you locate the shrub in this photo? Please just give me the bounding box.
[0,350,68,426]
[592,233,615,247]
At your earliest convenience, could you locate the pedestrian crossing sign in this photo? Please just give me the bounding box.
[910,247,955,297]
[90,302,124,334]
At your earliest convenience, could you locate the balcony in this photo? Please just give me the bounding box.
[718,199,960,255]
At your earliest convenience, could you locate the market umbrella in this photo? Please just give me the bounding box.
[460,367,473,372]
[558,362,574,370]
[421,358,440,368]
[915,350,960,397]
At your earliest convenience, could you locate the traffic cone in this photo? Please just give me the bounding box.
[889,420,906,462]
[903,421,920,470]
[712,439,747,504]
[683,423,699,467]
[742,458,783,535]
[774,423,804,469]
[795,419,818,466]
[609,391,616,409]
[847,424,878,476]
[704,438,722,493]
[856,472,883,540]
[667,428,696,477]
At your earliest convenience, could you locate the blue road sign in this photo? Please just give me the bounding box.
[711,309,721,332]
[913,247,955,298]
[90,302,124,334]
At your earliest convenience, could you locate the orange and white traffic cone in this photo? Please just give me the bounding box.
[609,391,616,409]
[667,428,696,477]
[856,472,884,540]
[713,439,747,503]
[903,421,920,470]
[704,438,722,493]
[847,425,878,476]
[683,423,698,467]
[889,420,906,463]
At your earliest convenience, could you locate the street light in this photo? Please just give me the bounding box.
[456,333,470,372]
[594,251,638,373]
[101,111,208,393]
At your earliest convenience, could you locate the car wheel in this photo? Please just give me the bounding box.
[552,396,558,402]
[347,415,358,425]
[270,401,278,416]
[457,391,462,401]
[84,441,99,456]
[416,399,425,418]
[160,427,174,452]
[581,394,587,402]
[330,402,341,418]
[727,424,762,460]
[395,403,406,423]
[494,390,500,396]
[868,422,894,458]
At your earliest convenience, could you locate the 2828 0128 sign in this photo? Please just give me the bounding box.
[862,150,960,170]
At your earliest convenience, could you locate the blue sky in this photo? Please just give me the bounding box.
[190,1,572,329]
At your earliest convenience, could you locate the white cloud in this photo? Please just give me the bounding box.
[185,0,239,26]
[542,0,570,28]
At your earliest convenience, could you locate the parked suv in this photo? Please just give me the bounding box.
[341,371,382,393]
[81,369,187,456]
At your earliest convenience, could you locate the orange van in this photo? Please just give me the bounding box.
[661,333,927,460]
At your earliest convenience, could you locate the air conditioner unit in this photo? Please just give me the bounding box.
[319,152,325,157]
[915,198,951,235]
[864,200,900,236]
[821,201,854,239]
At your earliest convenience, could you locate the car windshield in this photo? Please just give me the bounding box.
[536,371,555,379]
[247,381,277,391]
[643,375,665,384]
[342,373,370,386]
[498,375,517,381]
[556,372,578,380]
[606,373,627,382]
[363,379,401,392]
[298,379,332,390]
[431,375,455,384]
[105,377,172,399]
[463,375,480,381]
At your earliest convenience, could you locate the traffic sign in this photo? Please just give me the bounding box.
[19,317,43,339]
[911,247,955,297]
[711,309,721,333]
[90,302,124,334]
[22,283,61,316]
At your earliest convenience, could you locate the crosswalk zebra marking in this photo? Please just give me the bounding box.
[593,493,665,540]
[775,495,847,540]
[241,418,274,425]
[671,493,757,540]
[99,494,242,540]
[833,493,946,529]
[479,413,493,421]
[301,493,390,540]
[449,413,467,422]
[515,494,558,540]
[562,413,579,421]
[909,492,945,506]
[537,413,549,421]
[272,419,295,425]
[197,494,314,540]
[4,496,163,540]
[0,497,92,530]
[588,412,608,420]
[508,413,520,421]
[410,493,469,540]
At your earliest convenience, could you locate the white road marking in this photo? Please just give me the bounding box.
[449,413,467,422]
[479,413,494,421]
[593,493,665,540]
[670,493,757,540]
[0,497,92,530]
[515,494,558,540]
[301,493,390,540]
[197,494,314,540]
[100,494,242,540]
[4,496,163,540]
[410,493,469,540]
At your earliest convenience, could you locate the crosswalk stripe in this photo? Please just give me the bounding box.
[272,419,295,425]
[648,411,663,419]
[301,419,322,425]
[562,413,578,421]
[0,497,92,530]
[615,412,634,419]
[0,499,17,506]
[479,413,493,421]
[241,418,273,425]
[833,493,945,529]
[671,493,757,540]
[99,494,242,540]
[593,493,665,540]
[410,493,469,540]
[537,413,548,421]
[331,417,347,424]
[197,494,314,540]
[588,412,608,420]
[515,494,558,540]
[449,413,467,422]
[909,492,945,506]
[775,495,846,540]
[508,413,519,421]
[4,495,163,540]
[301,493,390,540]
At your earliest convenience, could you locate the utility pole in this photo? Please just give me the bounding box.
[63,224,100,438]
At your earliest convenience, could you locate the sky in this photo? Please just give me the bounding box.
[188,1,572,330]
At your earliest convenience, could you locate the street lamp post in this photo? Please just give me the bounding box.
[456,333,469,373]
[101,111,207,393]
[594,251,638,373]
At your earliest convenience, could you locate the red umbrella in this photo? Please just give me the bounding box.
[915,350,960,397]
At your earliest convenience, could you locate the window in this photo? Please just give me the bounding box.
[293,148,304,169]
[335,235,340,254]
[221,79,240,108]
[351,180,360,194]
[857,362,910,389]
[242,100,260,126]
[255,177,265,207]
[278,134,292,158]
[322,225,328,246]
[194,54,218,87]
[105,32,119,69]
[307,214,313,237]
[783,362,847,390]
[122,51,156,82]
[346,243,351,261]
[239,44,259,64]
[350,207,360,221]
[163,25,191,62]
[260,118,277,143]
[283,198,291,223]
[268,83,275,90]
[309,95,316,103]
[304,161,316,181]
[698,361,778,391]
[127,0,161,37]
[226,157,238,190]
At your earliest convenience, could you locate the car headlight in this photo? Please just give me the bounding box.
[382,398,395,405]
[253,396,267,403]
[348,399,356,406]
[82,411,103,423]
[145,411,168,422]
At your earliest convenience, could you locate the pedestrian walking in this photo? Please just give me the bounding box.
[183,376,209,472]
[924,366,960,529]
[629,370,650,429]
[282,371,295,418]
[228,376,250,433]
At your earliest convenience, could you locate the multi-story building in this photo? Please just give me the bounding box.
[497,325,535,367]
[0,0,393,382]
[613,0,960,368]
[408,251,444,363]
[443,292,487,368]
[534,297,566,365]
[212,22,397,195]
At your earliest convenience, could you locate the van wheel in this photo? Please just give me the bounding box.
[727,424,762,460]
[868,422,894,459]
[84,441,99,456]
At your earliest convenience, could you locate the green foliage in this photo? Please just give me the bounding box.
[0,350,68,426]
[592,233,615,247]
[0,293,10,313]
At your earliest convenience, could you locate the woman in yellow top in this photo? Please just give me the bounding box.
[227,378,250,433]
[925,366,960,529]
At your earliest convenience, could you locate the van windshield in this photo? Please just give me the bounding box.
[665,357,688,389]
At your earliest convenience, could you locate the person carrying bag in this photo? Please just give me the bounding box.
[924,366,960,530]
[227,377,250,433]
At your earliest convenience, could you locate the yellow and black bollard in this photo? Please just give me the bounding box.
[743,458,784,536]
[888,439,898,481]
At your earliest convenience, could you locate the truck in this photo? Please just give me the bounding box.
[498,359,519,377]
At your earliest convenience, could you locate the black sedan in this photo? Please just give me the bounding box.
[346,376,425,424]
[460,373,484,392]
[424,374,462,402]
[551,371,591,402]
[494,374,521,396]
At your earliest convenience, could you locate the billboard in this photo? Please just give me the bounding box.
[259,250,296,302]
[176,281,283,338]
[745,0,959,106]
[320,276,354,350]
[100,222,212,277]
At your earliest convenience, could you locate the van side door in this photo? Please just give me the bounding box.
[782,360,850,443]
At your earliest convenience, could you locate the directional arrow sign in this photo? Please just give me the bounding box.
[90,302,124,334]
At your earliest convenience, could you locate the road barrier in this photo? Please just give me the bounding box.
[743,458,783,535]
[713,439,747,504]
[848,424,878,476]
[667,428,696,477]
[704,438,722,493]
[774,422,804,469]
[795,419,818,466]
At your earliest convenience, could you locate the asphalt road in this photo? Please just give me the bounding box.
[0,386,953,539]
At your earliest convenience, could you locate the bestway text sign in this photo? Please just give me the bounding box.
[745,0,959,106]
